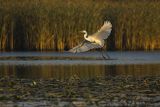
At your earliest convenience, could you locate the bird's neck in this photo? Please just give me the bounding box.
[84,32,88,39]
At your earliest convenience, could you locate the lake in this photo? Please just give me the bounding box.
[0,51,160,107]
[0,51,160,79]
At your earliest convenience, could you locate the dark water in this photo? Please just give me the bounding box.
[0,51,160,107]
[0,64,160,80]
[0,51,160,80]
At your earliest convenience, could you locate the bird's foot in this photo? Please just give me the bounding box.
[102,55,110,60]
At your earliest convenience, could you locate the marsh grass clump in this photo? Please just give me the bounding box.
[0,76,160,106]
[0,0,160,51]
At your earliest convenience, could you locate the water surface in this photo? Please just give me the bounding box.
[0,51,160,79]
[0,51,160,107]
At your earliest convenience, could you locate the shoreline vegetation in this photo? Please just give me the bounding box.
[0,76,160,106]
[0,0,160,51]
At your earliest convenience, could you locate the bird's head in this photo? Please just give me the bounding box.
[80,30,87,34]
[80,30,88,38]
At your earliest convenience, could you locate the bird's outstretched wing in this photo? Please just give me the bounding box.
[92,21,112,40]
[69,40,101,53]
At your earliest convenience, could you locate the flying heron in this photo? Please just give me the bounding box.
[69,21,112,59]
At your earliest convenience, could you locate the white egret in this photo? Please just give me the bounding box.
[69,21,112,59]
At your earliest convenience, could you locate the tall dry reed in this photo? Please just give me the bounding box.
[0,0,160,51]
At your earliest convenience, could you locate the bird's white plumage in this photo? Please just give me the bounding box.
[93,21,112,40]
[69,21,112,53]
[69,40,101,53]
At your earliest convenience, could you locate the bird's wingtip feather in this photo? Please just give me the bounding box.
[105,21,112,27]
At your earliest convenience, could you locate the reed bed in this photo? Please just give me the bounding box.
[0,0,160,51]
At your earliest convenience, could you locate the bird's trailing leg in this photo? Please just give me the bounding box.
[105,51,111,59]
[101,48,110,60]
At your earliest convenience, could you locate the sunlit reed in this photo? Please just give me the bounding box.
[0,0,160,51]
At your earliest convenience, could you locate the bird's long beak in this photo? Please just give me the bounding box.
[79,31,83,33]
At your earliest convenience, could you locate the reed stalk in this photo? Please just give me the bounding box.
[0,0,160,51]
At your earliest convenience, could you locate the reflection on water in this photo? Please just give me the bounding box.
[0,51,160,80]
[0,52,160,107]
[0,64,160,80]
